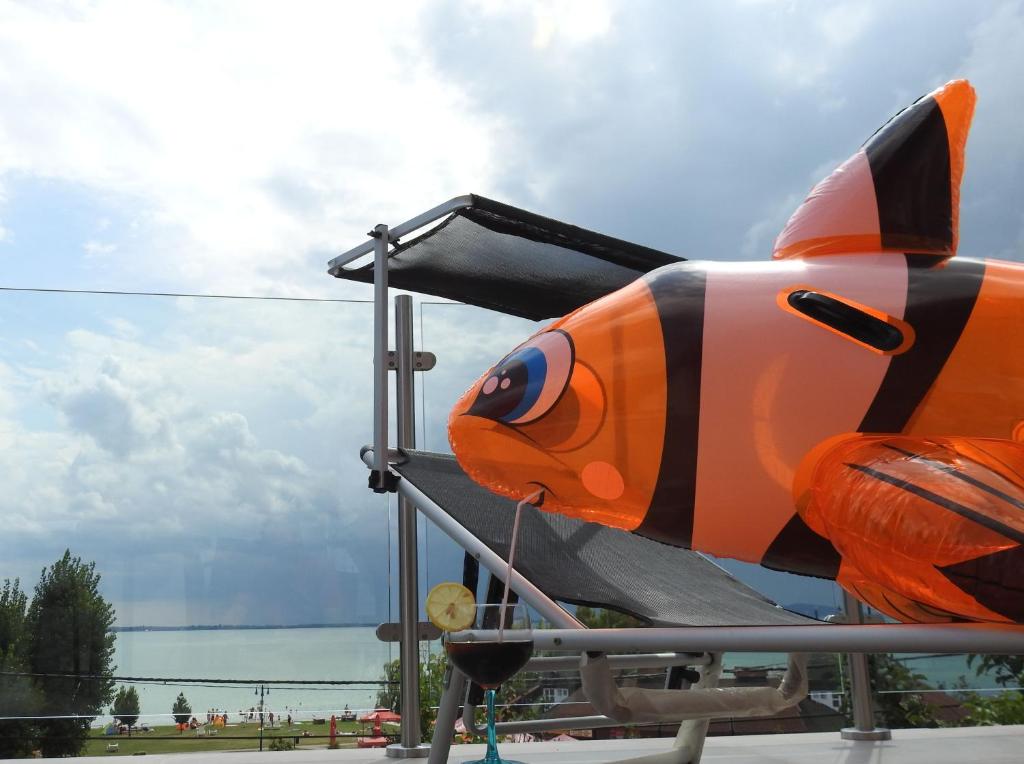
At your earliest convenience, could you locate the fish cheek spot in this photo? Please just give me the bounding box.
[582,461,625,501]
[1013,421,1024,443]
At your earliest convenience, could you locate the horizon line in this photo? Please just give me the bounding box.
[111,622,378,632]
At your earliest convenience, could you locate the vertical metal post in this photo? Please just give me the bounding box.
[427,666,467,764]
[840,590,891,741]
[672,653,722,763]
[372,224,389,489]
[388,294,429,758]
[257,684,267,751]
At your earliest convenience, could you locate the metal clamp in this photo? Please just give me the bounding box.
[376,621,443,643]
[387,350,437,371]
[368,470,399,494]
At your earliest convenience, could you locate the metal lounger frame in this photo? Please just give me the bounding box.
[362,448,1024,763]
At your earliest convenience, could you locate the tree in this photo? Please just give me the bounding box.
[0,579,40,759]
[865,653,943,729]
[25,550,116,757]
[967,654,1024,692]
[172,692,192,728]
[110,686,140,733]
[377,652,448,739]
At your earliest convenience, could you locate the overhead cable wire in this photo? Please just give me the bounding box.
[0,286,371,303]
[0,670,393,686]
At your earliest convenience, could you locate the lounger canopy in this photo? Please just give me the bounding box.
[393,450,814,628]
[328,194,683,320]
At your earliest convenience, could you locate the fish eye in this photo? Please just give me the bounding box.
[468,330,574,426]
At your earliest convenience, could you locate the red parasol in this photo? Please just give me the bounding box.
[358,709,401,724]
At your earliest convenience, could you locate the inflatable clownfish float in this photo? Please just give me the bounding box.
[449,80,1024,625]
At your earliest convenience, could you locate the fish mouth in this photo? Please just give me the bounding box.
[525,481,553,508]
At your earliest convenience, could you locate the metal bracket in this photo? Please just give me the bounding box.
[386,350,436,371]
[376,621,443,643]
[368,470,399,494]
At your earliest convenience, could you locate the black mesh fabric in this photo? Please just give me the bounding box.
[333,195,684,321]
[394,451,817,627]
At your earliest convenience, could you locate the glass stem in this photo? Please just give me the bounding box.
[484,688,500,764]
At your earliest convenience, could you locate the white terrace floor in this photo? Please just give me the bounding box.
[73,725,1024,764]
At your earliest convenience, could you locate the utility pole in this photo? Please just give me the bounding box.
[256,684,269,751]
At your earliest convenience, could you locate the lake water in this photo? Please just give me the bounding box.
[717,652,1003,692]
[111,627,394,722]
[109,627,1005,724]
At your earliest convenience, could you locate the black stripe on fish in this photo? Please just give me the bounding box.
[881,443,1024,512]
[938,545,1024,623]
[858,256,984,433]
[634,265,706,547]
[864,95,953,252]
[761,514,842,580]
[846,462,1024,545]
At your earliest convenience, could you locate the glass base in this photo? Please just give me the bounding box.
[461,759,527,764]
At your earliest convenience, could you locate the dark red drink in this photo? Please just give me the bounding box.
[445,640,534,688]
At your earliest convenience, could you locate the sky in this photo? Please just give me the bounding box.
[0,0,1022,633]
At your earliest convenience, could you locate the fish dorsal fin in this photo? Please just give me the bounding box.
[774,79,976,260]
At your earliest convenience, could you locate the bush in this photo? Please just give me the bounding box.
[962,691,1024,726]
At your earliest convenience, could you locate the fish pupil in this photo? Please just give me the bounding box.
[468,359,529,421]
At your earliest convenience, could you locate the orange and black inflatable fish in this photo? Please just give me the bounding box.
[449,80,1024,625]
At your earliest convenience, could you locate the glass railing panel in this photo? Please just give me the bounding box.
[0,291,393,734]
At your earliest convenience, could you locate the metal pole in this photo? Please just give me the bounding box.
[465,622,1024,653]
[372,224,389,489]
[840,590,891,741]
[427,666,466,764]
[257,685,266,752]
[673,652,722,763]
[388,294,429,758]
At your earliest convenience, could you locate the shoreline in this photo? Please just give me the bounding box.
[112,623,378,633]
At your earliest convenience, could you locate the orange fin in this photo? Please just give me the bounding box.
[796,434,1024,623]
[774,80,976,260]
[839,573,962,624]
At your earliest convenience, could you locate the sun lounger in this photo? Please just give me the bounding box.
[334,195,1024,763]
[371,447,815,764]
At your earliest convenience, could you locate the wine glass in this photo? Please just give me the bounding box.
[445,602,533,764]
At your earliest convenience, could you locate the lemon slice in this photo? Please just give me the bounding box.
[426,582,476,632]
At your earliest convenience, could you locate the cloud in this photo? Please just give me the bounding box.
[0,0,504,295]
[0,0,1018,294]
[49,359,170,456]
[419,0,1016,262]
[959,1,1024,259]
[0,296,397,625]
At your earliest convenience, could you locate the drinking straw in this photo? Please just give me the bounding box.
[499,488,544,642]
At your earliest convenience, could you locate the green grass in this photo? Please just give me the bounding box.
[84,720,378,756]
